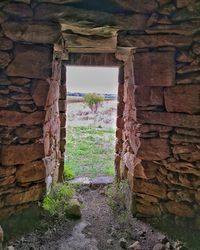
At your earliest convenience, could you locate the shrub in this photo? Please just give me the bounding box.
[42,183,75,217]
[84,93,104,113]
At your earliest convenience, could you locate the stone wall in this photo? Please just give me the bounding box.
[0,1,62,218]
[0,0,200,222]
[117,0,200,223]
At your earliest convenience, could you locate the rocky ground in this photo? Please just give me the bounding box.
[6,185,186,250]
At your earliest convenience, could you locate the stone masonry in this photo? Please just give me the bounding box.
[0,0,200,224]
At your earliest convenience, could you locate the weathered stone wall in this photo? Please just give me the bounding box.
[0,1,61,218]
[1,0,200,222]
[117,0,200,223]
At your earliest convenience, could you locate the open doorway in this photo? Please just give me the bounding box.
[64,66,119,180]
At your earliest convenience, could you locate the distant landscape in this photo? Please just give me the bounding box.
[64,92,117,179]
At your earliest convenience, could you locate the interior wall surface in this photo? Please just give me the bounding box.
[0,0,200,222]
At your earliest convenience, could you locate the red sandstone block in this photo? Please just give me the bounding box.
[164,85,200,114]
[134,51,175,86]
[1,143,44,166]
[135,86,163,107]
[137,111,200,129]
[16,160,45,183]
[138,138,170,160]
[5,185,44,206]
[0,110,45,127]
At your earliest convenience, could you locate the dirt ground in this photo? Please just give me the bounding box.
[7,187,183,250]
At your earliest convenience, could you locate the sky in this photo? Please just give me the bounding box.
[66,66,119,94]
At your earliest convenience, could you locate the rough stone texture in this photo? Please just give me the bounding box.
[118,34,192,48]
[137,111,200,129]
[0,111,45,127]
[3,3,33,18]
[0,0,200,221]
[6,44,52,79]
[16,161,45,183]
[5,185,44,206]
[1,143,44,166]
[138,139,170,160]
[31,80,49,107]
[164,85,200,114]
[134,52,175,86]
[0,51,12,69]
[135,87,163,107]
[2,21,61,44]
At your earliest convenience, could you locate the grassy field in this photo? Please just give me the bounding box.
[65,100,117,178]
[65,126,115,178]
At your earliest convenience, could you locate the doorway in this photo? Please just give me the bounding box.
[65,66,119,179]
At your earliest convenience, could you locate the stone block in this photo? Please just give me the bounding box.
[180,150,200,162]
[60,127,66,139]
[59,100,67,112]
[9,85,29,93]
[134,52,175,86]
[171,134,200,144]
[3,3,32,18]
[118,34,192,48]
[172,144,196,154]
[136,203,162,216]
[137,111,200,129]
[165,201,194,217]
[117,102,124,116]
[175,128,200,137]
[135,87,163,107]
[59,84,66,99]
[1,143,44,166]
[5,185,44,206]
[16,160,45,183]
[0,51,11,69]
[140,124,172,133]
[0,176,15,186]
[133,179,167,198]
[0,96,14,108]
[0,110,45,126]
[9,77,30,85]
[117,117,124,129]
[2,21,60,44]
[165,162,200,177]
[15,127,42,139]
[176,0,193,8]
[31,80,49,107]
[0,166,16,178]
[116,0,158,13]
[138,138,170,160]
[0,37,13,50]
[0,11,7,24]
[6,44,52,79]
[164,85,200,114]
[60,113,66,127]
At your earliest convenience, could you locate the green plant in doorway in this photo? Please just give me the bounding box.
[42,183,76,218]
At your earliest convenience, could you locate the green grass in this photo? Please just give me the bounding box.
[64,126,115,178]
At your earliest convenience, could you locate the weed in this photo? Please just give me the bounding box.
[64,167,75,180]
[106,180,130,225]
[106,180,128,213]
[42,183,75,217]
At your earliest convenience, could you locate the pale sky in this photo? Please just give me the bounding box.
[66,66,119,94]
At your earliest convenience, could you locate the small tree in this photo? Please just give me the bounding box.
[84,93,104,113]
